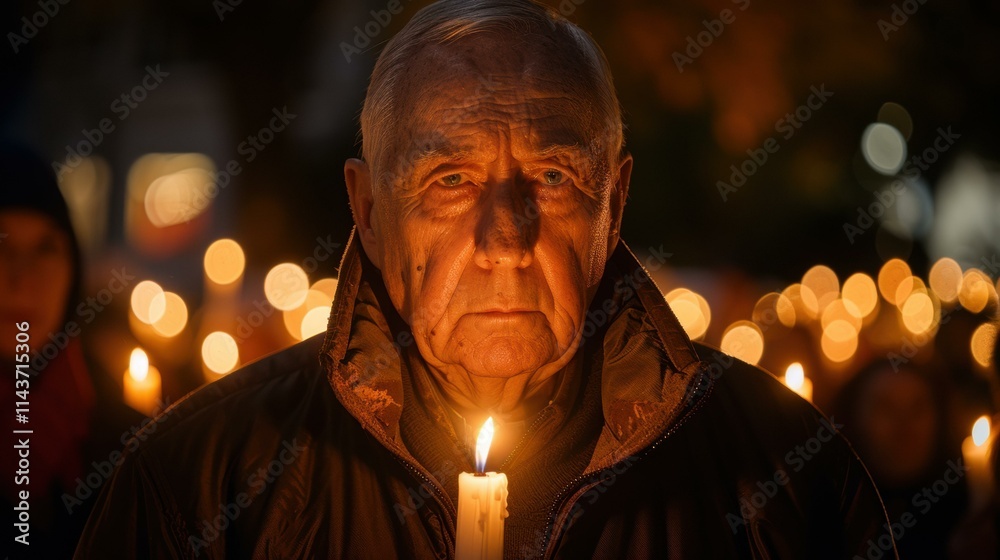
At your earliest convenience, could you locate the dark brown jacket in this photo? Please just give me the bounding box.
[74,233,896,559]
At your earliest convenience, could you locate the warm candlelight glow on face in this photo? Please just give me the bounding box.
[973,416,991,447]
[129,348,149,382]
[476,417,495,473]
[784,362,804,390]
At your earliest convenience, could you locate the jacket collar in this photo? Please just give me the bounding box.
[319,229,713,473]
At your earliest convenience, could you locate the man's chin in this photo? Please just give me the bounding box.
[446,336,556,379]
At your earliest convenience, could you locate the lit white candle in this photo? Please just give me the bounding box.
[456,417,509,560]
[783,362,813,402]
[962,415,995,512]
[123,348,162,416]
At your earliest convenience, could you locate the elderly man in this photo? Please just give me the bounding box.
[75,0,896,558]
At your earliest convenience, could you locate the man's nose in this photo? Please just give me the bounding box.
[473,184,534,270]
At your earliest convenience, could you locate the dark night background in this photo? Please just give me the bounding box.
[2,0,999,410]
[3,0,998,276]
[3,1,1000,558]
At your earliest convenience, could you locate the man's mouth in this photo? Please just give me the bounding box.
[475,308,534,314]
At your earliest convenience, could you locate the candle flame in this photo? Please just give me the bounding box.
[129,348,149,382]
[475,417,495,473]
[972,415,991,447]
[784,362,804,391]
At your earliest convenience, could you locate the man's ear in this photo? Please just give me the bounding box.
[344,158,381,268]
[607,152,632,255]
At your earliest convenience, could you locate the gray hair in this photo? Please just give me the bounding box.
[359,0,625,181]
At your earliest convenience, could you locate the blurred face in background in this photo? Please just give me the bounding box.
[855,367,939,487]
[0,210,73,360]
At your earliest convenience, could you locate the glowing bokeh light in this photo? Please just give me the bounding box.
[900,292,935,335]
[204,239,246,285]
[301,307,331,339]
[821,299,863,333]
[310,278,339,301]
[283,289,331,341]
[782,284,820,320]
[264,263,310,311]
[665,288,711,340]
[144,167,214,227]
[842,273,879,318]
[821,320,859,363]
[959,269,994,313]
[861,122,907,175]
[131,280,166,324]
[971,323,998,368]
[895,276,928,308]
[928,258,963,304]
[720,321,764,365]
[152,292,188,337]
[878,259,912,306]
[201,331,239,375]
[752,292,796,329]
[802,265,840,311]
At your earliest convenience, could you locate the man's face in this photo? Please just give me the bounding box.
[347,35,631,386]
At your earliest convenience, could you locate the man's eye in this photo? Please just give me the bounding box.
[541,170,565,186]
[440,173,464,187]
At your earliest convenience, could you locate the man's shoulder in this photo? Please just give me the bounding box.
[168,333,331,418]
[130,334,339,458]
[694,341,812,404]
[691,341,844,442]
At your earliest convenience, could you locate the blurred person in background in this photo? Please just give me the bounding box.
[1,143,142,558]
[836,359,969,559]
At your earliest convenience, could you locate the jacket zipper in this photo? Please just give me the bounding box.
[500,406,556,471]
[538,368,714,560]
[386,403,553,558]
[387,444,459,554]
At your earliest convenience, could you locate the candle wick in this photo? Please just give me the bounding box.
[474,472,487,477]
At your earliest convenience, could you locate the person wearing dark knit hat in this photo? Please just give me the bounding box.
[1,143,142,558]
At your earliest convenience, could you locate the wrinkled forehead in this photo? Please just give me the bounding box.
[390,35,605,164]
